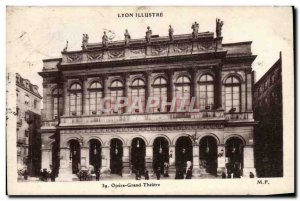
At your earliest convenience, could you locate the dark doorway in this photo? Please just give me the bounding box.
[199,136,217,175]
[110,138,123,175]
[175,136,193,171]
[69,140,80,174]
[225,137,244,178]
[153,137,169,174]
[131,138,146,173]
[51,142,59,177]
[89,139,102,171]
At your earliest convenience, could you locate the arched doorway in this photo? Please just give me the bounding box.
[153,137,169,174]
[51,142,59,177]
[199,136,217,175]
[69,140,80,174]
[175,136,193,171]
[225,137,244,178]
[110,138,123,175]
[131,138,146,173]
[89,139,102,171]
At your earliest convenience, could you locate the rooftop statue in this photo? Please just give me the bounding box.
[102,31,109,47]
[145,26,152,44]
[81,34,89,50]
[191,21,199,39]
[169,25,174,41]
[63,40,68,52]
[124,29,131,46]
[216,18,224,38]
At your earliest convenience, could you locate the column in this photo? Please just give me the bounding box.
[145,146,153,173]
[168,145,176,174]
[41,148,51,171]
[217,66,223,109]
[80,146,89,168]
[103,75,109,114]
[168,70,175,101]
[146,71,152,99]
[246,72,253,111]
[217,144,226,177]
[191,68,198,109]
[243,145,256,177]
[101,146,110,174]
[59,147,69,172]
[123,73,130,113]
[192,144,200,176]
[63,80,69,116]
[122,146,130,175]
[82,76,89,115]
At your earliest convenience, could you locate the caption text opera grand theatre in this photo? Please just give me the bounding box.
[39,22,257,179]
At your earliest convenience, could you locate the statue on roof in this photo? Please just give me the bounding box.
[63,40,68,52]
[191,21,199,39]
[216,18,224,38]
[169,25,174,41]
[81,34,89,50]
[145,26,152,44]
[102,31,109,47]
[124,29,131,46]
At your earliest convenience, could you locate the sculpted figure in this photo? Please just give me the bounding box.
[81,34,89,50]
[191,21,199,39]
[216,18,224,38]
[168,25,174,41]
[145,26,152,43]
[124,29,131,46]
[63,40,68,52]
[102,31,109,47]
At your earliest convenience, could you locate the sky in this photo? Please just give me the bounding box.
[6,6,293,96]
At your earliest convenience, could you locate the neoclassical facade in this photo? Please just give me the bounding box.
[39,28,257,179]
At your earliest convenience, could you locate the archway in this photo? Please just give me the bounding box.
[69,140,80,174]
[225,137,244,178]
[89,139,102,171]
[131,138,146,173]
[153,137,169,174]
[110,138,123,175]
[199,136,217,175]
[175,136,193,171]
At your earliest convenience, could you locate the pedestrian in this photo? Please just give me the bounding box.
[50,169,55,182]
[95,169,100,181]
[163,162,169,177]
[135,169,141,180]
[23,169,28,180]
[249,172,255,178]
[144,170,149,180]
[185,167,192,179]
[221,172,226,179]
[156,167,161,180]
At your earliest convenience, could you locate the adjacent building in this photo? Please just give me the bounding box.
[39,24,257,180]
[16,73,42,176]
[253,53,283,177]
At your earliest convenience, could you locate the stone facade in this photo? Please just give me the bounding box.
[16,73,42,176]
[39,30,257,180]
[253,53,283,177]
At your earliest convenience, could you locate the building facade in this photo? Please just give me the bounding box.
[39,26,257,180]
[253,53,283,177]
[16,73,42,176]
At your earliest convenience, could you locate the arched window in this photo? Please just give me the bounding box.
[225,76,241,112]
[110,80,124,114]
[88,81,103,115]
[130,78,145,113]
[52,88,63,118]
[69,83,82,116]
[152,77,168,112]
[175,75,191,112]
[198,74,214,110]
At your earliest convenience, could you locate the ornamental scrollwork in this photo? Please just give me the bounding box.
[66,53,82,63]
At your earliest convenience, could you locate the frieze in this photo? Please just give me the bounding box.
[173,43,192,54]
[151,45,168,56]
[60,124,224,134]
[87,51,103,61]
[66,53,83,63]
[197,41,215,51]
[107,49,125,59]
[129,48,145,55]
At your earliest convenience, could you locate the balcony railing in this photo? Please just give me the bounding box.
[59,110,226,126]
[41,119,58,127]
[225,112,254,121]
